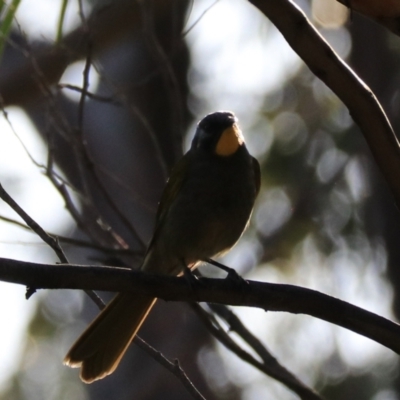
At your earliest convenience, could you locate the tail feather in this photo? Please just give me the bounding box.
[64,293,156,383]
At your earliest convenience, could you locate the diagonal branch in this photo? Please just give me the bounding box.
[207,303,321,399]
[191,303,324,400]
[0,187,203,397]
[134,336,206,400]
[0,256,399,355]
[335,0,400,37]
[0,182,104,307]
[250,0,400,209]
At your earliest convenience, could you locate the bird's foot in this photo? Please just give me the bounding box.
[204,258,248,288]
[182,262,201,289]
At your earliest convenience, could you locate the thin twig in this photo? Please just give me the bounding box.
[91,49,170,183]
[0,183,67,263]
[56,84,157,214]
[191,303,323,400]
[45,118,127,249]
[182,0,220,37]
[46,153,88,233]
[7,37,116,248]
[0,183,104,306]
[58,84,120,104]
[0,106,44,168]
[0,214,141,255]
[134,336,206,400]
[77,44,92,131]
[0,102,87,197]
[208,303,322,399]
[209,304,274,363]
[71,48,146,249]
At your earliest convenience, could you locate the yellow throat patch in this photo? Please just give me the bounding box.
[215,124,244,156]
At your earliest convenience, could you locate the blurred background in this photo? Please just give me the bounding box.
[0,0,399,399]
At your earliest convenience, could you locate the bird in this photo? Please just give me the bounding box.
[64,111,261,383]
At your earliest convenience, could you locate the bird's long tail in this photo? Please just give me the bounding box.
[64,293,156,383]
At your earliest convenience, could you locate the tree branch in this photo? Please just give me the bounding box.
[1,256,399,356]
[0,186,202,398]
[0,182,106,308]
[0,0,179,106]
[250,0,400,209]
[191,303,324,400]
[0,183,67,263]
[134,336,206,400]
[335,0,400,37]
[0,214,140,255]
[208,303,323,399]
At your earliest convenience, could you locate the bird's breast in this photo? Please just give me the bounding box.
[144,148,258,275]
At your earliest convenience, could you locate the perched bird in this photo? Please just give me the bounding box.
[64,111,261,383]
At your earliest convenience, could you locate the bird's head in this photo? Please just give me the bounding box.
[192,111,245,156]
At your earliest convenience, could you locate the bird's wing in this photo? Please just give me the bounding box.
[146,152,191,251]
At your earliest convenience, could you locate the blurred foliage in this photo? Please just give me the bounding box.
[0,0,400,399]
[0,0,21,62]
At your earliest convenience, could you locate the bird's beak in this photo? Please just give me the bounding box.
[215,123,244,156]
